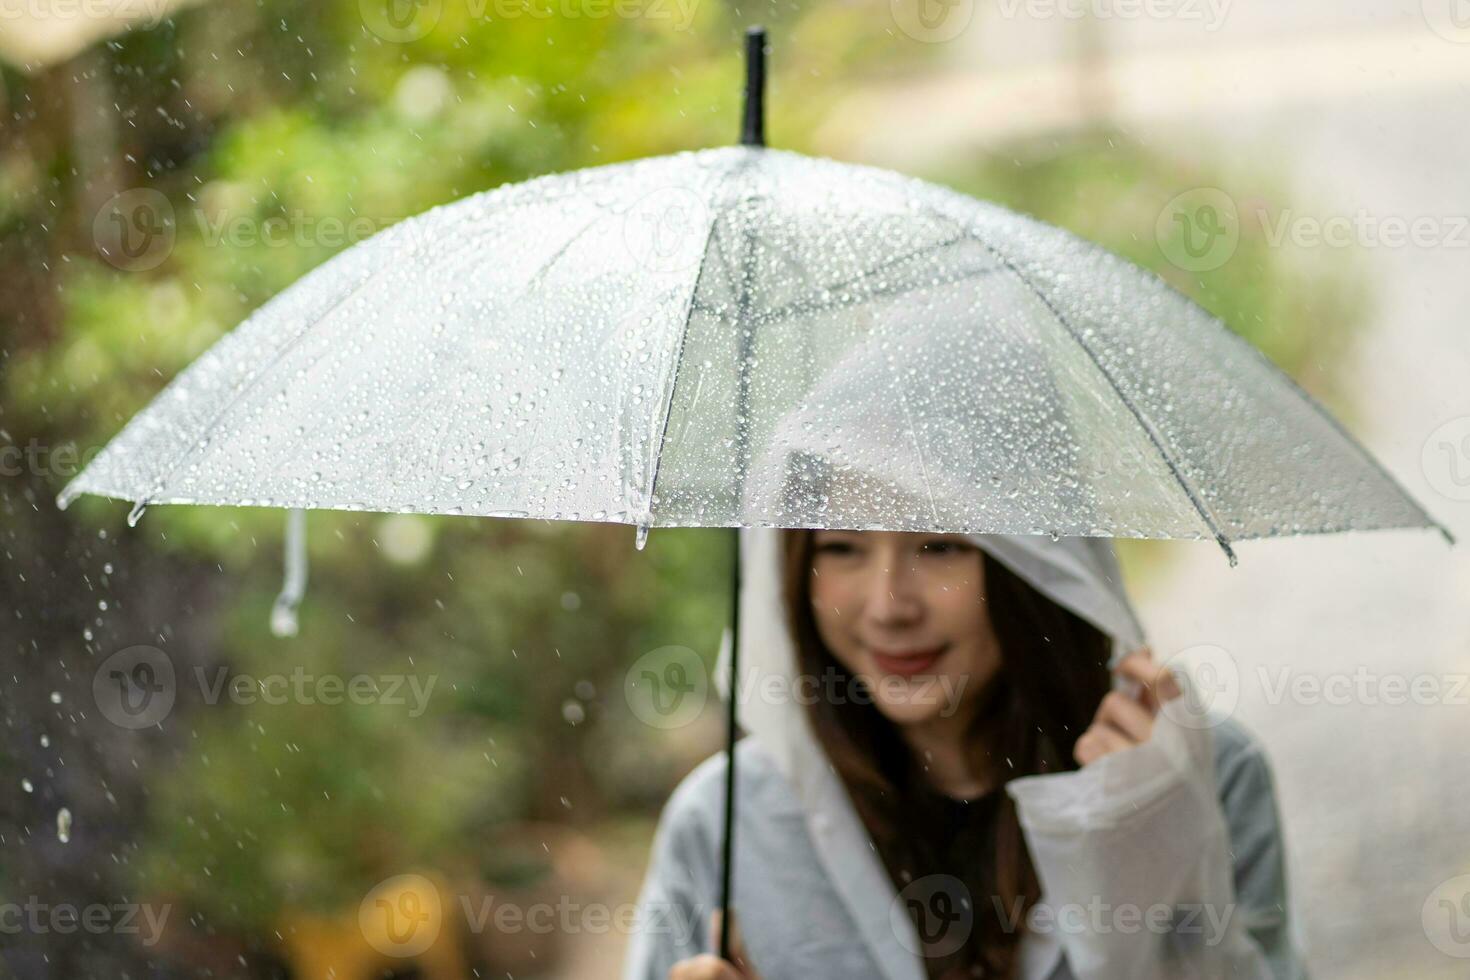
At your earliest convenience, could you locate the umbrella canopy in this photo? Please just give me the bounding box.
[54,135,1448,562]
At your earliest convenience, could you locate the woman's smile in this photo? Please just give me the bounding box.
[867,643,950,678]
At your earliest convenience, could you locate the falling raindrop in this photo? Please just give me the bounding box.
[21,778,33,793]
[56,808,71,843]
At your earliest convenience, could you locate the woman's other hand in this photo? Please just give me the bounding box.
[667,909,762,979]
[1073,646,1184,767]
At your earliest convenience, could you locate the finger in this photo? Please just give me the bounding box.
[1096,689,1156,742]
[726,911,759,978]
[1114,648,1180,710]
[708,910,761,978]
[669,954,743,980]
[1073,722,1134,765]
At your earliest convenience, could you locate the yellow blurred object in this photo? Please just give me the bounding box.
[279,871,469,980]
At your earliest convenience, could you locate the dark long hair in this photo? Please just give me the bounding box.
[778,528,1113,979]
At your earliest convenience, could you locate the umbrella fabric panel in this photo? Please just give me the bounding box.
[58,151,733,525]
[651,150,1223,538]
[918,180,1435,541]
[650,228,1211,536]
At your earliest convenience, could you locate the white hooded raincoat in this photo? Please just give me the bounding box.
[623,528,1307,980]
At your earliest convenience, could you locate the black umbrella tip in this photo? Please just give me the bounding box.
[740,27,767,148]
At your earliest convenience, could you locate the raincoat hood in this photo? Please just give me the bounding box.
[718,296,1147,786]
[716,526,1146,799]
[709,525,1147,980]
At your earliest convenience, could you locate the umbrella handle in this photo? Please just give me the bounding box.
[721,25,766,959]
[717,524,741,961]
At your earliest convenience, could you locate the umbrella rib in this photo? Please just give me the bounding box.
[643,156,750,523]
[520,211,608,295]
[693,232,980,326]
[945,215,1238,563]
[1211,302,1452,543]
[736,262,1005,326]
[800,230,971,299]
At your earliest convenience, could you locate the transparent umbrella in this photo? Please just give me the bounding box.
[55,27,1452,960]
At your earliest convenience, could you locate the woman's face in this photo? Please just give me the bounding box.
[807,529,1002,729]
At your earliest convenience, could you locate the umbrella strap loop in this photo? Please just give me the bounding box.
[270,508,309,637]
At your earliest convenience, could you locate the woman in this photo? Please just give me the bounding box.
[622,527,1307,980]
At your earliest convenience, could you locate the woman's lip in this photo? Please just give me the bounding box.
[869,645,948,677]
